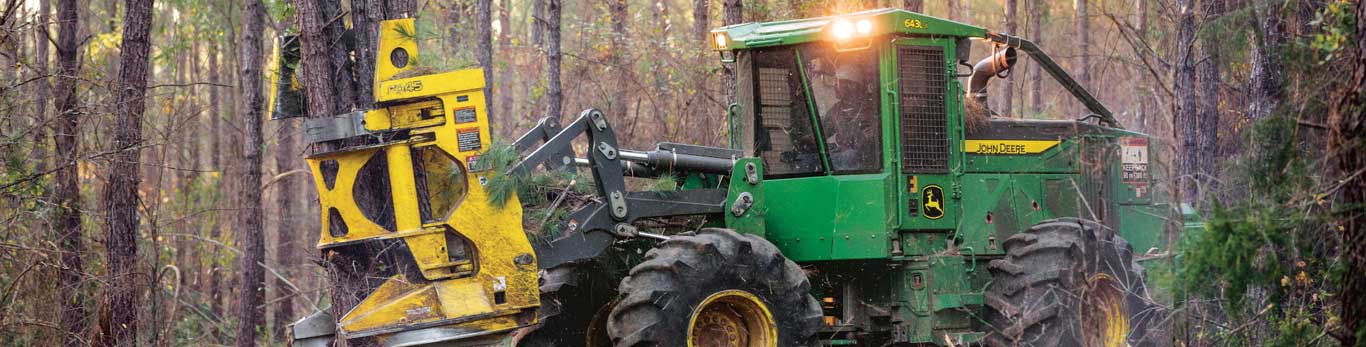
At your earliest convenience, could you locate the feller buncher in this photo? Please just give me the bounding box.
[280,9,1198,347]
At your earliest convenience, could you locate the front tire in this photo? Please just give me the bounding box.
[983,218,1163,347]
[520,261,617,347]
[607,228,822,347]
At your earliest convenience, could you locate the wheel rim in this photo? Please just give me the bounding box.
[585,298,617,347]
[687,290,777,347]
[1081,273,1130,347]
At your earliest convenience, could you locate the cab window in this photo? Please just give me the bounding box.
[751,47,824,178]
[800,43,883,174]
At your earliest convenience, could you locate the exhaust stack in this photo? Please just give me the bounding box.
[968,47,1018,112]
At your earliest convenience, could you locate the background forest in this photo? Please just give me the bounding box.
[0,0,1363,346]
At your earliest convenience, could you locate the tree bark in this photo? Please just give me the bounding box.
[1331,2,1366,345]
[296,0,339,119]
[544,0,562,121]
[722,0,741,107]
[235,0,267,346]
[1029,0,1043,114]
[1135,0,1150,131]
[271,118,299,341]
[1174,0,1198,202]
[321,0,357,112]
[1074,0,1089,91]
[904,0,923,12]
[1195,0,1223,196]
[693,0,709,44]
[1248,0,1284,122]
[52,0,85,345]
[102,0,154,345]
[476,0,494,127]
[1002,0,1016,116]
[531,0,544,48]
[352,0,381,107]
[611,0,630,119]
[30,0,51,172]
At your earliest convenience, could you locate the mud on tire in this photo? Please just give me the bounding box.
[607,228,823,347]
[983,218,1165,347]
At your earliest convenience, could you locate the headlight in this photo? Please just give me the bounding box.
[832,20,855,40]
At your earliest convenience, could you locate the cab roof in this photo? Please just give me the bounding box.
[710,8,987,50]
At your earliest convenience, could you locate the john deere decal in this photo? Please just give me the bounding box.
[922,185,945,220]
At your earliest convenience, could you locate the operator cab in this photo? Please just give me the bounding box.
[713,9,982,261]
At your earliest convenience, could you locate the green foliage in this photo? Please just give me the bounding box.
[1175,113,1341,345]
[480,142,525,207]
[1308,0,1357,63]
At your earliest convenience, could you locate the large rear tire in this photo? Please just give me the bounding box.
[983,218,1163,347]
[607,228,822,347]
[520,261,617,347]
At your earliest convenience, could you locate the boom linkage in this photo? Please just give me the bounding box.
[507,109,741,269]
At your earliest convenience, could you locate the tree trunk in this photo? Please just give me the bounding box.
[1002,0,1016,116]
[612,0,631,117]
[30,0,51,172]
[693,0,709,45]
[1195,0,1223,197]
[1174,0,1198,202]
[531,0,544,48]
[904,0,922,12]
[235,0,267,346]
[476,0,494,127]
[321,0,357,112]
[52,0,86,345]
[545,0,562,121]
[722,0,741,107]
[271,118,299,341]
[1029,0,1043,114]
[385,0,413,17]
[1331,2,1366,345]
[1135,0,1150,131]
[351,0,381,107]
[205,39,225,344]
[296,0,339,119]
[1248,0,1285,122]
[1074,0,1088,92]
[102,0,154,345]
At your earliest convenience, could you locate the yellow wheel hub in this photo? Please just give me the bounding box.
[1081,273,1130,347]
[687,290,777,347]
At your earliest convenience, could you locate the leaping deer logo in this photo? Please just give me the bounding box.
[922,185,945,219]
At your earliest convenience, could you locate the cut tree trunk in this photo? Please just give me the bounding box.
[103,0,154,345]
[52,0,85,345]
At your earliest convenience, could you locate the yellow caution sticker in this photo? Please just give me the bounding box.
[963,140,1061,155]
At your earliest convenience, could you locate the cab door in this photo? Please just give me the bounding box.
[892,38,963,233]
